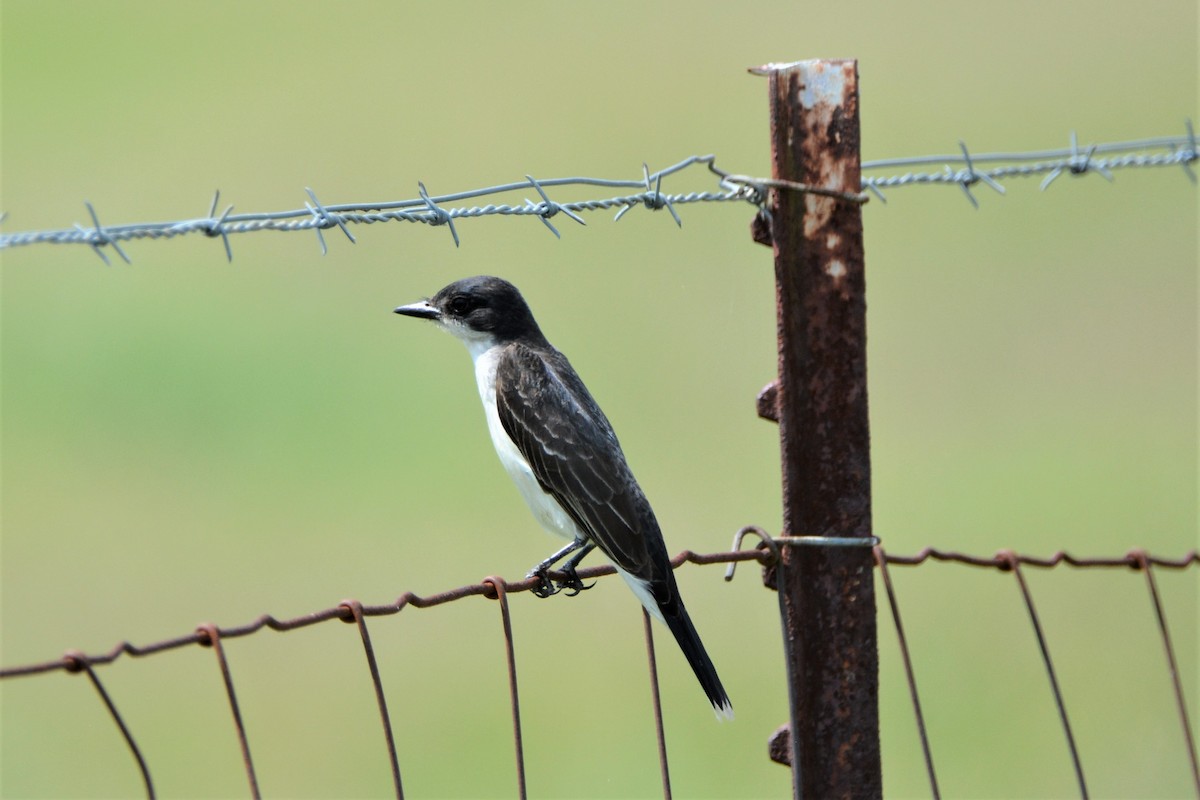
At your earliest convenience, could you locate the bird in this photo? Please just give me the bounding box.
[394,276,732,719]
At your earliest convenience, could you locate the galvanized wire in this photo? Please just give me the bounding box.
[0,127,1194,260]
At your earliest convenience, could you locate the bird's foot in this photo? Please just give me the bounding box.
[527,567,560,598]
[556,565,596,597]
[525,564,596,598]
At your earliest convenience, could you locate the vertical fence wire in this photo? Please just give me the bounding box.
[483,578,527,800]
[641,609,673,800]
[873,548,941,800]
[1133,552,1200,795]
[65,652,156,799]
[773,554,804,800]
[341,600,404,799]
[196,623,261,800]
[1000,554,1089,799]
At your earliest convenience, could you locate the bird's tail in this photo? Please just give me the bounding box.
[661,600,734,721]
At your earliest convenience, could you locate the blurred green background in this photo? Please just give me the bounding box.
[2,1,1196,798]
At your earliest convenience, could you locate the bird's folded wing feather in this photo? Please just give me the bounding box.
[494,343,657,579]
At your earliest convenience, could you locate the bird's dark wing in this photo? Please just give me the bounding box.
[495,342,732,717]
[493,342,665,582]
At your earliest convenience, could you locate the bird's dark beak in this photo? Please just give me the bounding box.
[394,300,441,320]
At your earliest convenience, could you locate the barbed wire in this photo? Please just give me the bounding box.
[3,537,1196,800]
[0,125,1194,262]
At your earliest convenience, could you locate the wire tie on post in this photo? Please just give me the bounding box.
[83,201,131,265]
[203,190,236,262]
[775,534,881,548]
[719,174,869,205]
[416,182,460,247]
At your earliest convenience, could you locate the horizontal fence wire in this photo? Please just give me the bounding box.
[3,539,1197,800]
[0,126,1194,261]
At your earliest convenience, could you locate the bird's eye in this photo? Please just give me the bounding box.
[447,296,474,316]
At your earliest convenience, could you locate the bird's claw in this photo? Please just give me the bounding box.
[557,567,596,597]
[526,565,595,598]
[528,567,559,598]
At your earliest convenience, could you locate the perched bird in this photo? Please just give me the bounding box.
[395,276,732,719]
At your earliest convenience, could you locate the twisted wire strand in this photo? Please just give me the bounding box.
[0,128,1194,257]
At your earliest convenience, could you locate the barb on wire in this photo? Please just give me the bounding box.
[862,122,1197,204]
[0,126,1192,258]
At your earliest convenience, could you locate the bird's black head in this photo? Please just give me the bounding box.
[394,276,545,345]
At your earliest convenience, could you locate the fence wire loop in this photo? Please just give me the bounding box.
[723,525,780,582]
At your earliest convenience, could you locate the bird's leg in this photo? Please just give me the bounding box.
[527,539,588,598]
[557,542,597,596]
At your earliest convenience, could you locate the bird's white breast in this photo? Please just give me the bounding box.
[470,342,583,542]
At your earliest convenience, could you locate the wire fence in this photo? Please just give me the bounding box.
[0,126,1194,263]
[2,535,1197,800]
[3,100,1197,797]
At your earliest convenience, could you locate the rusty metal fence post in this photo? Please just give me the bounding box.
[752,59,882,799]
